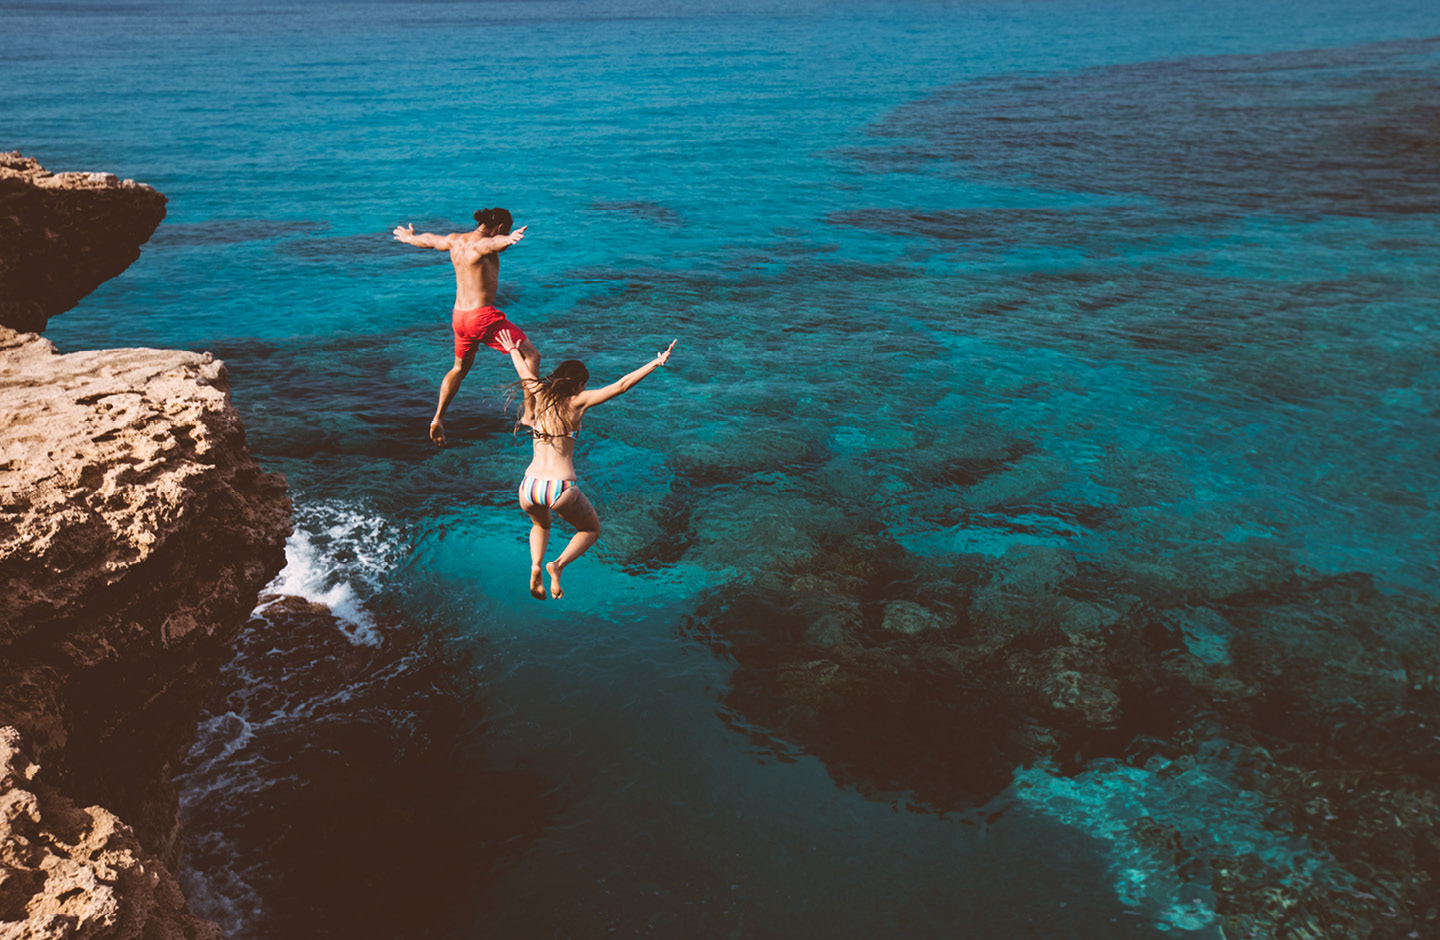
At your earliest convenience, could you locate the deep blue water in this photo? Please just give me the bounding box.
[6,0,1440,937]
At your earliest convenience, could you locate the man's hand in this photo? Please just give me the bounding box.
[392,223,416,242]
[502,225,528,248]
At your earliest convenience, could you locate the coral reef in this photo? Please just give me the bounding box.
[0,152,166,334]
[683,497,1440,937]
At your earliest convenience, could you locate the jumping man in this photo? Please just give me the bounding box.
[392,206,541,446]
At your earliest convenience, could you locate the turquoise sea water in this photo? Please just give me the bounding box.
[7,0,1440,937]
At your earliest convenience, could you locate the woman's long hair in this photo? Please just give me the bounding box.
[515,359,589,439]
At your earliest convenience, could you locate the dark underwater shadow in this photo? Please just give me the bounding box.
[845,35,1440,217]
[178,596,559,940]
[682,520,1440,938]
[203,331,537,515]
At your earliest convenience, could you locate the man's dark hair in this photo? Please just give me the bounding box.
[473,207,513,235]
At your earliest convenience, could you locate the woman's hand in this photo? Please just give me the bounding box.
[656,339,678,366]
[496,329,521,353]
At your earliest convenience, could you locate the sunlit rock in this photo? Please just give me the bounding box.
[0,726,223,940]
[0,324,290,935]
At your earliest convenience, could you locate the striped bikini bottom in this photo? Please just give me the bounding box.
[519,476,577,508]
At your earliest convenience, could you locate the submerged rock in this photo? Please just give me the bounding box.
[693,523,1440,938]
[878,599,947,635]
[0,152,167,334]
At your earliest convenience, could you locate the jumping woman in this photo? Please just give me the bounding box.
[496,329,678,600]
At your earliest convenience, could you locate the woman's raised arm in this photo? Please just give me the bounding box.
[497,329,540,382]
[575,340,677,408]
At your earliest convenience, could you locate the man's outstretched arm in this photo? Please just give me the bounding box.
[392,223,453,249]
[469,225,528,256]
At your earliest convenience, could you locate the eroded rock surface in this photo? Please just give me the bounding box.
[0,152,167,334]
[0,727,222,940]
[0,327,291,936]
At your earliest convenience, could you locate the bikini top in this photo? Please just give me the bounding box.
[531,426,580,441]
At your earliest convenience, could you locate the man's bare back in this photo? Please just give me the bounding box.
[448,229,511,308]
[391,210,539,446]
[392,222,528,308]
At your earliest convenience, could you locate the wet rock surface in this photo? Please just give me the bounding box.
[0,152,167,334]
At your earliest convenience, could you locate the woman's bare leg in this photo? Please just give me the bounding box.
[545,489,600,600]
[520,496,551,601]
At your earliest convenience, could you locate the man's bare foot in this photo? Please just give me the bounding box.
[530,566,546,601]
[545,561,564,599]
[429,418,446,446]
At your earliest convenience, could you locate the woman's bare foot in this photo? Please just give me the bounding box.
[545,560,564,599]
[429,418,446,446]
[529,566,546,600]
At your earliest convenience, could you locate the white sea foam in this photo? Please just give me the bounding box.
[179,848,263,940]
[176,501,408,935]
[180,711,255,787]
[177,710,268,936]
[258,502,404,646]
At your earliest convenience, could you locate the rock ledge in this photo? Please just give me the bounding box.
[0,152,167,333]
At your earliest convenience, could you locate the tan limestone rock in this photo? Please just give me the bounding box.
[0,726,222,940]
[0,326,291,862]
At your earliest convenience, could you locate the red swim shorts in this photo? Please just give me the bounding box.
[451,305,528,359]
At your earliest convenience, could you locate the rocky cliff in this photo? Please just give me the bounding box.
[0,156,290,939]
[1,728,221,940]
[0,152,167,334]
